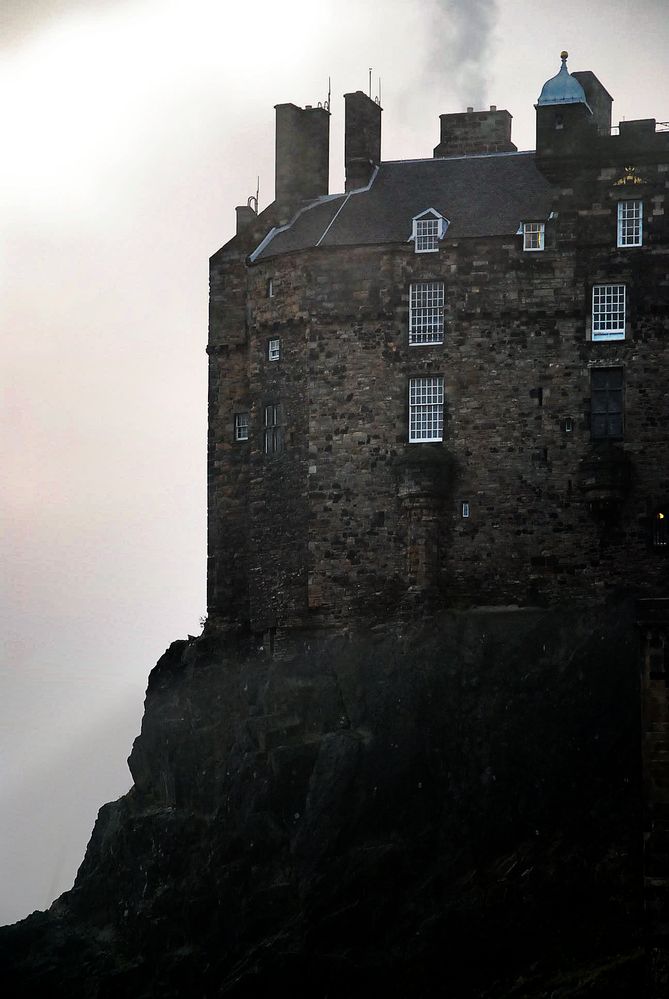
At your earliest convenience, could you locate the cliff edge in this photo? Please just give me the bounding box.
[0,601,645,997]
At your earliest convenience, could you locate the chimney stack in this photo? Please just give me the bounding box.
[434,107,516,157]
[344,91,382,191]
[570,71,613,134]
[235,205,256,235]
[275,103,329,208]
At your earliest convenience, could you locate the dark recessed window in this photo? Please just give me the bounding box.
[590,368,623,440]
[652,509,668,548]
[263,403,282,455]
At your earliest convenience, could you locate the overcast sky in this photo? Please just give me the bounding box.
[2,0,668,925]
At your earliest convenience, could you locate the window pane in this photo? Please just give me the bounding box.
[415,217,440,253]
[409,376,444,442]
[592,284,625,339]
[234,413,249,441]
[409,282,445,344]
[523,222,545,251]
[617,200,642,247]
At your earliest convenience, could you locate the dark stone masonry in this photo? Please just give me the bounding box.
[207,55,669,636]
[2,53,669,997]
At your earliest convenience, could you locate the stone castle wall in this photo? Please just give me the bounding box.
[207,150,669,632]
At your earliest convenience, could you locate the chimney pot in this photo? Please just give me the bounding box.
[466,106,474,113]
[490,105,497,111]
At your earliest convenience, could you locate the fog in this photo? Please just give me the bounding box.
[2,0,667,924]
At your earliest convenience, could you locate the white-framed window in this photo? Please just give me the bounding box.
[617,200,642,247]
[409,376,444,443]
[411,209,448,253]
[267,278,275,297]
[592,284,626,340]
[234,413,249,441]
[523,222,545,251]
[263,404,282,455]
[409,282,445,345]
[415,217,440,253]
[268,338,281,361]
[461,501,470,518]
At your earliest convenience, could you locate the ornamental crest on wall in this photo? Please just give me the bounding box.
[613,165,647,186]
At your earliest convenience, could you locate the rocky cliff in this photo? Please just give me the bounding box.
[1,601,645,997]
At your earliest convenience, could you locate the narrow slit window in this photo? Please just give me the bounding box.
[409,282,445,345]
[409,376,444,443]
[592,284,626,340]
[617,200,642,247]
[263,404,282,455]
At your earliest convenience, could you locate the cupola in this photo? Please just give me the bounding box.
[535,51,596,172]
[537,51,590,110]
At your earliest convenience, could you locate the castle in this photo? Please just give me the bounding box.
[207,53,669,637]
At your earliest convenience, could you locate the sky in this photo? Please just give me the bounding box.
[2,0,668,925]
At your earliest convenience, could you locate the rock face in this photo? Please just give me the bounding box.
[1,602,645,997]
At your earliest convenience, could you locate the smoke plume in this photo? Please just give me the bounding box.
[428,0,497,110]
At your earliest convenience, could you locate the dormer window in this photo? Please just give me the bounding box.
[411,209,448,253]
[523,222,545,251]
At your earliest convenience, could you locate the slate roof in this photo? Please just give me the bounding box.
[251,151,555,262]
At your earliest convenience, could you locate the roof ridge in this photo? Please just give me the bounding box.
[382,150,535,165]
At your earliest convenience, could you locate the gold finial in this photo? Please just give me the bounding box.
[560,50,568,61]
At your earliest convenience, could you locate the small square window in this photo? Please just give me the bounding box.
[268,338,281,361]
[409,282,445,345]
[590,368,623,440]
[523,222,545,251]
[592,284,626,340]
[263,404,282,455]
[234,413,249,441]
[409,376,444,443]
[617,200,642,248]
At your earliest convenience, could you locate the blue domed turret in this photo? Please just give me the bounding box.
[537,51,590,108]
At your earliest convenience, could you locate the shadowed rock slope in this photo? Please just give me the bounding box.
[1,601,644,997]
